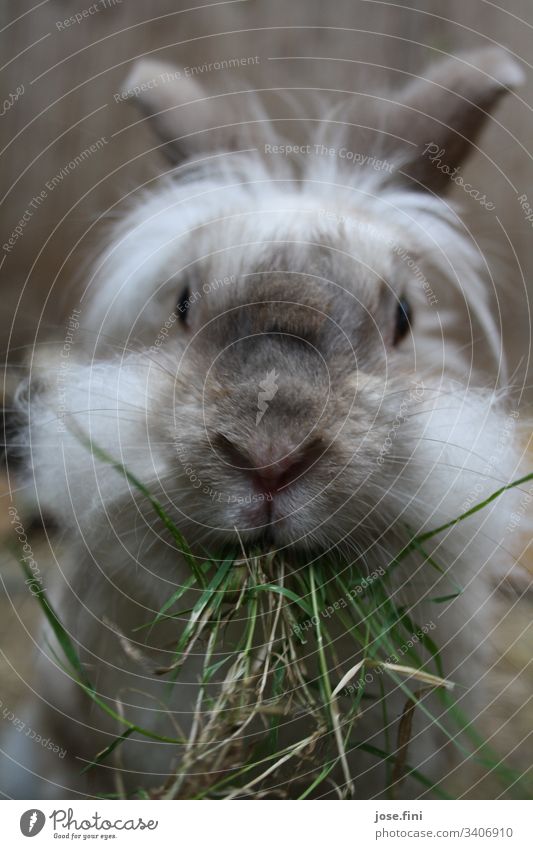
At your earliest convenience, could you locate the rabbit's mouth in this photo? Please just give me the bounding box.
[215,482,336,553]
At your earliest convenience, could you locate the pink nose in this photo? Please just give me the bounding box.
[215,434,322,495]
[253,455,309,495]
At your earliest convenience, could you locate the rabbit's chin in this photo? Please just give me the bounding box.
[163,474,393,559]
[162,498,330,555]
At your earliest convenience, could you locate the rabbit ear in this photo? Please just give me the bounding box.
[385,47,524,192]
[121,59,236,163]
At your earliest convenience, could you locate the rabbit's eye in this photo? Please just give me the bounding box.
[393,297,412,345]
[176,286,190,325]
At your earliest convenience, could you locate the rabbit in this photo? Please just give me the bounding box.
[3,46,532,800]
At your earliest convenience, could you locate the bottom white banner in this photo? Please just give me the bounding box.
[2,799,531,847]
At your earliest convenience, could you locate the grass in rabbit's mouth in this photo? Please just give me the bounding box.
[19,429,533,799]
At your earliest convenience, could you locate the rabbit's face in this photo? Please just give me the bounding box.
[148,226,419,555]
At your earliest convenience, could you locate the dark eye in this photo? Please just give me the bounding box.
[393,297,412,345]
[176,286,190,325]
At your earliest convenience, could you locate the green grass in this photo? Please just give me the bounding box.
[19,431,533,799]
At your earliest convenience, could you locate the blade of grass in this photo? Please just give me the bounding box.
[68,423,206,587]
[353,742,451,799]
[415,472,533,544]
[80,728,135,775]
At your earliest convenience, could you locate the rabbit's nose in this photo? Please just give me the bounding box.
[214,434,322,494]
